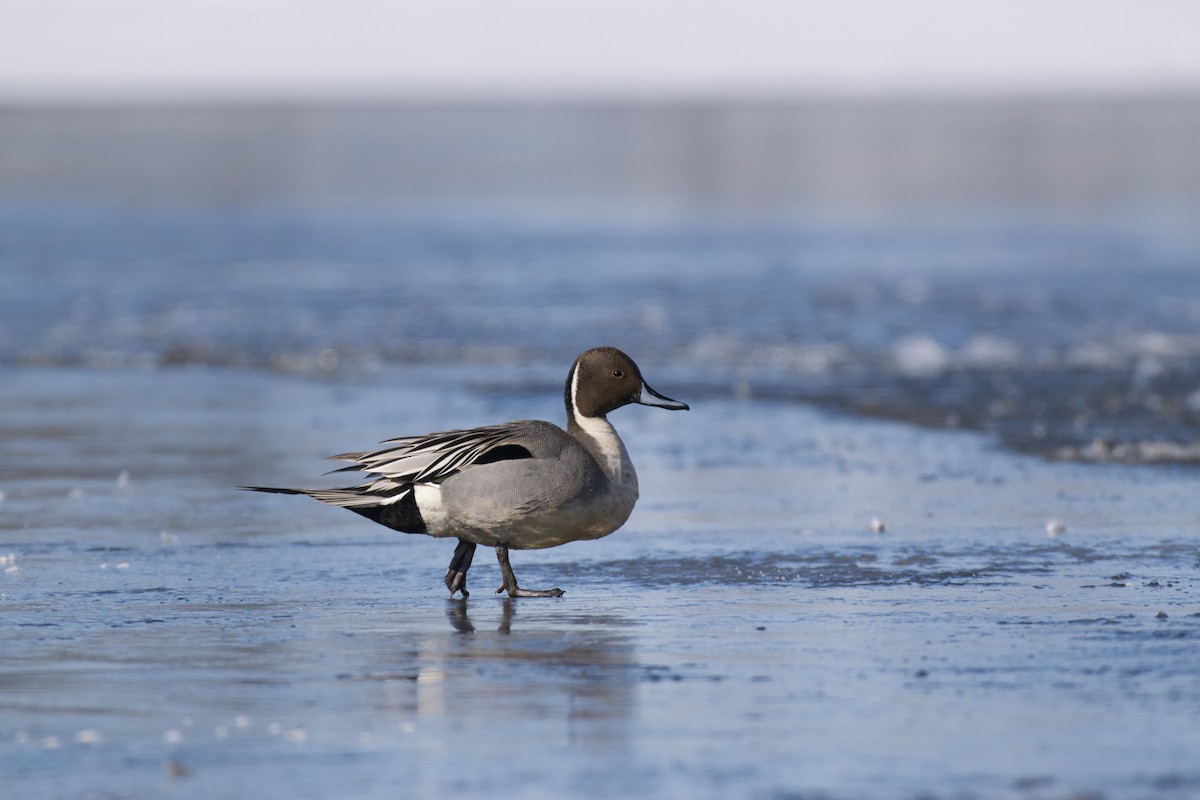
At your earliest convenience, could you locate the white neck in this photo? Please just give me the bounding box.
[570,365,636,486]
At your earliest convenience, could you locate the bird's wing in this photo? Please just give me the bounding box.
[328,422,534,485]
[246,422,545,510]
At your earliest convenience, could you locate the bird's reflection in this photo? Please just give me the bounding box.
[371,598,638,744]
[445,597,516,634]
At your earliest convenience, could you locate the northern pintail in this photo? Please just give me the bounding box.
[245,347,688,597]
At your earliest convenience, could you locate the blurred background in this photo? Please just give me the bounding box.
[6,6,1200,799]
[3,0,1200,461]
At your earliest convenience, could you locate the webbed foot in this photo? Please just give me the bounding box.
[493,545,564,598]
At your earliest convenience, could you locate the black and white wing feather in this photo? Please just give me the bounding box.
[244,423,536,510]
[331,423,531,484]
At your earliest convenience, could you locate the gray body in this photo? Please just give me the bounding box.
[245,347,687,596]
[431,420,630,549]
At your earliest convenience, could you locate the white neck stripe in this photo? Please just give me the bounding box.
[570,359,586,419]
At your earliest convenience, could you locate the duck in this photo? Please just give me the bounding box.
[244,347,688,597]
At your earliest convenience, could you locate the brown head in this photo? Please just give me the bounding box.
[564,347,689,424]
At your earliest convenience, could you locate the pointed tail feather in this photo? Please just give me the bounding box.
[240,485,427,533]
[241,485,405,509]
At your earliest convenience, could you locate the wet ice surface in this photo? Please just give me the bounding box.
[4,100,1200,798]
[4,212,1200,465]
[3,368,1199,800]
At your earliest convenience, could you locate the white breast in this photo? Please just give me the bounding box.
[577,417,636,500]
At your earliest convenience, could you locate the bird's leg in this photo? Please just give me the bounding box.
[494,545,564,598]
[444,538,477,598]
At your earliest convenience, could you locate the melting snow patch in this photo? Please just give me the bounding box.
[75,729,102,745]
[892,336,949,375]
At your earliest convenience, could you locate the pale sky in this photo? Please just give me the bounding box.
[2,0,1199,100]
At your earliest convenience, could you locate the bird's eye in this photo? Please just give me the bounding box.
[612,369,624,378]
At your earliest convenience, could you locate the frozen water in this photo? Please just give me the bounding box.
[3,100,1200,798]
[2,369,1199,799]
